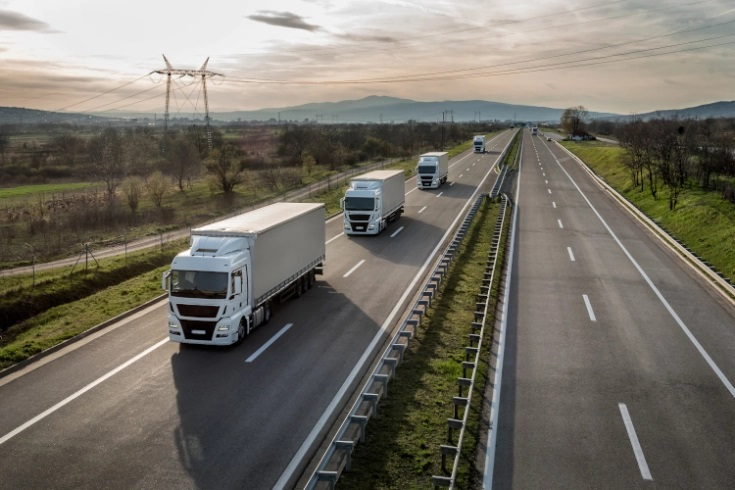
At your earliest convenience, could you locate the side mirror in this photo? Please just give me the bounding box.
[340,197,345,210]
[162,270,171,291]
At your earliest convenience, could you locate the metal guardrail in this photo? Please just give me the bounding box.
[305,199,493,489]
[430,193,509,489]
[304,146,515,489]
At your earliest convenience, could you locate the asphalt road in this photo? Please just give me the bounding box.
[0,130,517,490]
[489,130,735,488]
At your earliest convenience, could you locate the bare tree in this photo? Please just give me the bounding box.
[561,105,589,135]
[167,135,201,190]
[88,128,125,196]
[205,145,246,193]
[121,177,143,216]
[145,171,168,208]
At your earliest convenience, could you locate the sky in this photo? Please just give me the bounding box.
[0,0,734,117]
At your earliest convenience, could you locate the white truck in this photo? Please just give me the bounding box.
[341,169,405,235]
[473,135,486,153]
[416,152,449,189]
[162,202,326,345]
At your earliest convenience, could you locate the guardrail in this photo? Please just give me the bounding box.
[430,193,509,489]
[304,148,513,489]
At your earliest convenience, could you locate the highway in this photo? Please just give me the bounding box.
[489,130,735,488]
[0,130,516,490]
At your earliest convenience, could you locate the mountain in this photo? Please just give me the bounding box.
[214,96,619,124]
[3,98,735,126]
[635,101,735,120]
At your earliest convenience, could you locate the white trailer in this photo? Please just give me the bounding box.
[416,152,449,189]
[341,169,405,235]
[162,202,325,345]
[473,135,486,153]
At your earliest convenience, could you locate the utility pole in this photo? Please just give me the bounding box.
[152,55,222,149]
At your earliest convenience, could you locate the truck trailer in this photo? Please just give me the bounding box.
[473,135,486,153]
[342,169,405,235]
[416,152,449,189]
[162,202,326,345]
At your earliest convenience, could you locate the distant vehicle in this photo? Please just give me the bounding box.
[162,203,326,345]
[341,169,405,235]
[416,152,449,190]
[473,135,486,153]
[531,126,538,135]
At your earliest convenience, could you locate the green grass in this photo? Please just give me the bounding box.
[562,141,735,281]
[0,181,105,203]
[337,196,507,489]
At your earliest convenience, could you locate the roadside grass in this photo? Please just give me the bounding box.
[338,196,507,489]
[0,265,171,369]
[562,141,735,281]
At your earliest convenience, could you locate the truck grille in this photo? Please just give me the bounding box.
[350,222,368,232]
[180,320,217,340]
[349,214,370,221]
[177,304,220,318]
[421,178,433,186]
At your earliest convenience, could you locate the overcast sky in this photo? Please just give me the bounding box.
[1,0,733,117]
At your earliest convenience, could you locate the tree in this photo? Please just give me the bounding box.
[561,105,589,135]
[88,128,125,196]
[145,171,168,208]
[205,144,246,193]
[167,135,201,190]
[121,176,142,216]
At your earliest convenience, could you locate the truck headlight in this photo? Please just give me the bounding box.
[169,320,180,329]
[217,322,231,331]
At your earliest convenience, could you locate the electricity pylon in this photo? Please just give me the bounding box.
[152,54,222,148]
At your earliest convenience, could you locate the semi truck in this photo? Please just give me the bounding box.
[531,126,538,135]
[473,135,486,153]
[162,202,326,346]
[416,152,449,189]
[341,169,405,235]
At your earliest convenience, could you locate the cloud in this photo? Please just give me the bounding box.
[247,11,321,32]
[0,9,55,32]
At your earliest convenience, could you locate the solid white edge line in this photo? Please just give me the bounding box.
[0,337,169,446]
[390,226,404,238]
[552,152,735,398]
[342,259,366,278]
[619,403,653,480]
[567,246,576,262]
[583,294,597,322]
[483,132,522,489]
[245,323,294,363]
[279,131,515,489]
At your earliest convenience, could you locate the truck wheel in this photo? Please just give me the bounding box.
[307,270,315,289]
[236,319,246,345]
[264,303,271,324]
[295,277,304,298]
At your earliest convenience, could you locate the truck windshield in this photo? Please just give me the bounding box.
[344,197,375,211]
[171,270,228,299]
[418,164,437,174]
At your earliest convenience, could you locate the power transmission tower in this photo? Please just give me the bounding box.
[152,55,223,149]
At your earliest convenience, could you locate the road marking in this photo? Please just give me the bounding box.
[583,294,597,321]
[459,174,464,178]
[558,219,564,229]
[284,132,516,490]
[436,192,443,198]
[390,226,404,238]
[548,189,552,194]
[554,152,735,398]
[619,403,653,480]
[418,206,427,214]
[466,168,470,172]
[543,172,546,177]
[552,202,557,208]
[326,232,343,245]
[343,259,366,278]
[246,323,293,363]
[449,182,455,186]
[0,338,169,446]
[567,246,575,261]
[545,180,549,184]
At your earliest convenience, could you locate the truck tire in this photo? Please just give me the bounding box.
[307,270,315,289]
[236,319,247,345]
[264,303,271,324]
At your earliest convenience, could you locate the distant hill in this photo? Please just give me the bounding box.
[0,106,111,125]
[214,96,618,124]
[635,101,735,120]
[2,97,735,126]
